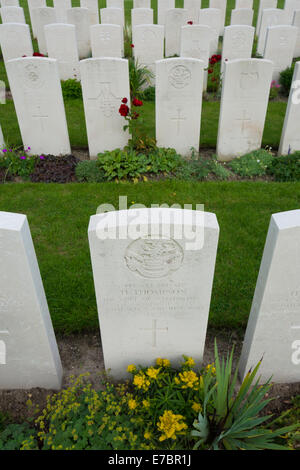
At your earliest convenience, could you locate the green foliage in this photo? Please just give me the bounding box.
[75,160,106,183]
[0,147,37,181]
[141,86,155,102]
[0,423,36,450]
[175,153,232,181]
[279,63,295,97]
[123,24,133,59]
[61,79,82,100]
[271,395,300,450]
[266,152,300,181]
[227,149,274,178]
[191,341,298,450]
[97,147,184,182]
[128,58,154,99]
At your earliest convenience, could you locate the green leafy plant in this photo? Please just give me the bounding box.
[266,152,300,181]
[227,149,274,178]
[75,160,106,183]
[128,58,154,100]
[175,152,232,181]
[191,341,299,450]
[124,24,133,59]
[269,80,281,100]
[279,63,295,97]
[270,395,300,450]
[207,54,222,93]
[141,86,155,102]
[0,423,36,450]
[0,146,39,181]
[61,79,82,100]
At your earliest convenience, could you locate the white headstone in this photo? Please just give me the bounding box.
[100,7,124,27]
[157,0,175,26]
[198,8,221,54]
[221,25,255,73]
[293,10,300,56]
[131,8,153,27]
[184,0,202,24]
[53,0,71,23]
[88,207,219,379]
[236,0,253,8]
[209,0,226,34]
[239,209,300,384]
[264,25,298,81]
[0,124,4,149]
[0,5,25,23]
[80,58,130,158]
[0,211,63,389]
[278,62,300,154]
[165,8,188,57]
[106,0,124,10]
[27,0,46,38]
[66,7,91,59]
[34,7,57,55]
[256,0,277,35]
[81,0,99,25]
[91,24,123,58]
[0,23,33,62]
[180,24,212,90]
[132,24,164,82]
[0,0,19,6]
[6,57,71,156]
[217,58,273,161]
[257,8,288,55]
[284,0,300,23]
[45,24,80,81]
[156,57,204,156]
[230,8,254,25]
[134,0,150,7]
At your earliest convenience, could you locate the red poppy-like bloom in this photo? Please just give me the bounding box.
[208,68,213,74]
[211,77,216,82]
[210,57,217,65]
[132,112,139,120]
[131,44,134,48]
[216,54,221,61]
[119,103,129,117]
[187,20,193,24]
[122,97,128,104]
[132,97,143,107]
[33,52,45,57]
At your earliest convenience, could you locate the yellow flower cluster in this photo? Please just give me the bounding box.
[127,364,136,373]
[184,357,195,368]
[192,402,202,413]
[157,410,187,441]
[156,358,170,367]
[175,370,199,389]
[133,372,151,391]
[146,366,160,380]
[206,363,216,375]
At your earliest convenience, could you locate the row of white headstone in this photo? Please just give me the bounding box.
[1,55,299,160]
[0,207,299,389]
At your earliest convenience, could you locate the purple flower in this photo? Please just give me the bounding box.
[20,156,26,160]
[2,149,7,153]
[39,155,45,160]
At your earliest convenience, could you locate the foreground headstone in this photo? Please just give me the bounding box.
[184,0,201,24]
[239,210,300,384]
[0,211,63,389]
[256,0,277,35]
[198,8,221,54]
[180,24,212,90]
[264,25,297,81]
[88,208,219,379]
[45,24,80,80]
[6,57,71,156]
[91,24,123,58]
[34,6,57,55]
[81,0,99,25]
[230,8,254,26]
[132,24,164,82]
[156,58,204,156]
[0,5,25,23]
[279,61,300,154]
[165,8,188,57]
[67,7,91,59]
[53,0,70,23]
[221,25,255,73]
[209,0,226,34]
[293,10,300,56]
[131,8,153,27]
[217,58,273,161]
[27,0,46,38]
[157,0,175,26]
[100,7,124,27]
[0,23,33,62]
[80,58,130,157]
[257,8,288,55]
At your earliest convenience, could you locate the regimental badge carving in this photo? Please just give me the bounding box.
[231,31,246,49]
[125,237,184,279]
[240,72,259,90]
[169,65,191,89]
[23,63,45,89]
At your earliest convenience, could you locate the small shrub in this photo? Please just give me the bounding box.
[128,58,154,99]
[75,160,106,183]
[0,423,36,450]
[270,395,300,450]
[141,86,155,102]
[266,152,300,181]
[269,80,280,100]
[227,149,274,178]
[0,146,37,181]
[279,64,295,97]
[61,79,82,100]
[175,153,232,181]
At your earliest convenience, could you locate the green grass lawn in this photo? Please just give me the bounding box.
[0,182,299,334]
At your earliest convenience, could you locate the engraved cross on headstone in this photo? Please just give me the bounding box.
[171,108,186,135]
[140,320,168,347]
[235,109,251,134]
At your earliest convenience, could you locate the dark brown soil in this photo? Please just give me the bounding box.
[0,329,299,424]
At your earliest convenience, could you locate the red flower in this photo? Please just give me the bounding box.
[33,52,45,57]
[122,97,128,104]
[187,20,193,24]
[132,97,143,107]
[210,58,217,65]
[211,77,216,82]
[216,54,221,61]
[132,112,139,120]
[208,68,213,74]
[130,44,134,48]
[119,103,129,117]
